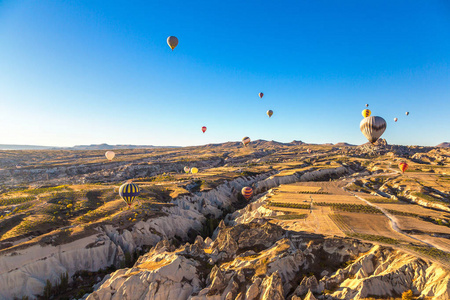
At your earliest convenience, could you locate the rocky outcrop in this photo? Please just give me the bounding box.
[86,221,450,300]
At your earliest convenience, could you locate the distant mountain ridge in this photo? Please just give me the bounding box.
[0,143,176,150]
[436,142,450,148]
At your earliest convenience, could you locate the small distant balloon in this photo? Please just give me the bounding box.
[399,162,408,173]
[365,104,369,107]
[394,118,398,122]
[360,116,387,144]
[167,36,178,51]
[119,182,140,208]
[184,166,190,173]
[202,126,207,133]
[191,167,198,174]
[307,148,312,154]
[362,109,371,118]
[242,137,251,146]
[241,187,253,200]
[259,92,264,99]
[405,112,409,116]
[105,151,115,161]
[267,110,273,118]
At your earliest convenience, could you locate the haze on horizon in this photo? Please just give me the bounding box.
[0,1,449,147]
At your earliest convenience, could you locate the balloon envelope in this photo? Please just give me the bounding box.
[360,116,387,144]
[105,151,115,161]
[167,36,178,50]
[406,112,409,116]
[399,162,408,173]
[307,148,312,154]
[202,126,207,133]
[259,92,264,98]
[241,187,253,200]
[394,118,398,122]
[267,110,273,117]
[362,109,371,118]
[191,167,198,174]
[119,182,140,206]
[184,166,190,173]
[242,137,251,146]
[365,104,369,107]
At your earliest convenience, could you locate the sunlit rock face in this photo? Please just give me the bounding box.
[86,221,450,300]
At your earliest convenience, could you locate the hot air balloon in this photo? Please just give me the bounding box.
[365,104,369,107]
[184,166,190,173]
[267,110,273,118]
[394,118,398,122]
[167,36,178,51]
[360,116,387,144]
[241,187,253,200]
[105,151,115,161]
[119,182,140,208]
[405,112,409,116]
[191,167,198,174]
[202,126,207,133]
[242,137,251,146]
[399,162,408,173]
[307,148,312,154]
[362,109,371,118]
[259,92,264,98]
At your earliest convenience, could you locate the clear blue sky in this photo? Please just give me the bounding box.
[1,0,449,147]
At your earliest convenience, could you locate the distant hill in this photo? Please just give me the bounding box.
[0,144,55,150]
[0,143,176,151]
[334,142,356,147]
[436,142,450,148]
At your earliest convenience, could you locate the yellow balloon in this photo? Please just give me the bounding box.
[362,109,371,118]
[191,167,198,174]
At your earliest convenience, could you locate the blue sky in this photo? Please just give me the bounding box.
[0,0,449,147]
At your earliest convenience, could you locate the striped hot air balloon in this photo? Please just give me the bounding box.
[267,110,273,118]
[362,109,371,118]
[399,162,408,173]
[242,137,251,146]
[241,187,253,200]
[119,182,140,207]
[259,92,264,98]
[184,166,190,173]
[360,116,387,144]
[202,126,207,133]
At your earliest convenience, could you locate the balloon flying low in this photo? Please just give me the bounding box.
[362,109,371,118]
[267,110,273,118]
[202,126,207,133]
[259,92,264,99]
[307,148,312,154]
[119,182,140,207]
[167,36,178,50]
[360,116,387,144]
[241,187,253,200]
[191,167,198,174]
[399,162,408,174]
[184,166,190,173]
[394,118,398,122]
[242,137,251,146]
[105,151,115,161]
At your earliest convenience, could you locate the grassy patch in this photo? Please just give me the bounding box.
[346,233,400,245]
[274,213,308,220]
